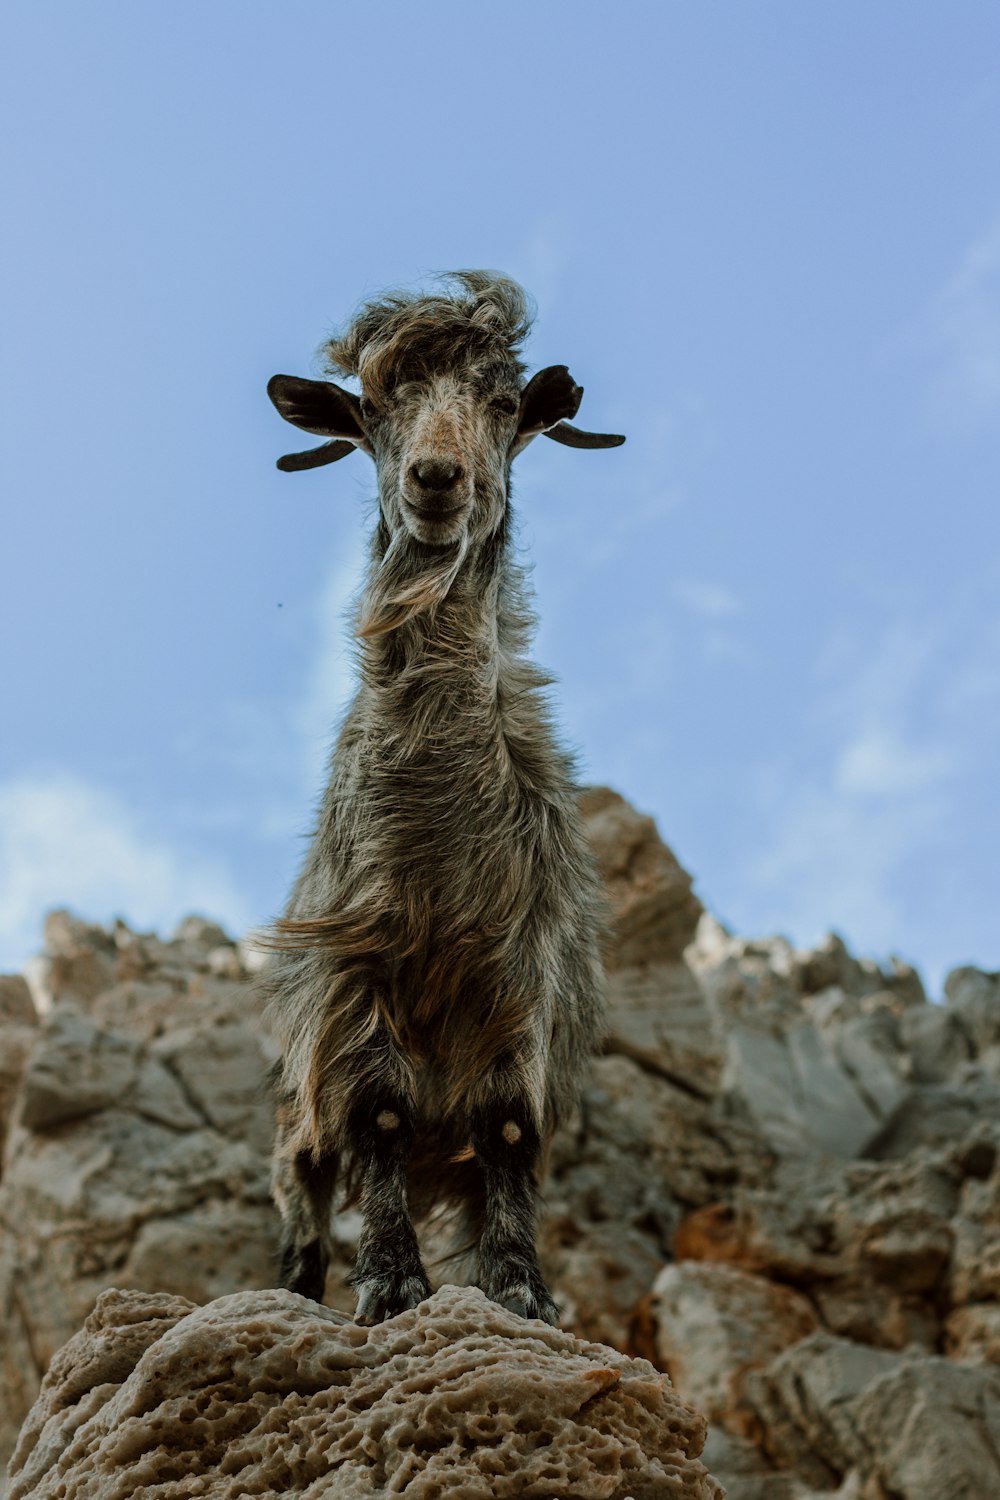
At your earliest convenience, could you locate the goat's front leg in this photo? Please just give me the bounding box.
[272,1143,338,1302]
[470,1093,559,1326]
[346,1070,430,1325]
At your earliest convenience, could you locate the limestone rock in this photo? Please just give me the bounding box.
[687,924,805,1031]
[651,1261,819,1436]
[899,1002,974,1083]
[700,1429,818,1500]
[797,932,870,999]
[580,786,703,967]
[0,943,280,1469]
[744,1331,904,1485]
[0,976,36,1027]
[4,791,1000,1499]
[16,1011,141,1130]
[867,1080,1000,1160]
[720,1018,894,1160]
[949,1147,1000,1307]
[945,965,1000,1053]
[6,1284,723,1500]
[604,961,724,1098]
[548,1221,666,1356]
[576,1054,773,1216]
[747,1332,1000,1497]
[844,1355,1000,1500]
[0,979,37,1170]
[673,1148,959,1356]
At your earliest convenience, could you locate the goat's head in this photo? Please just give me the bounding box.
[268,274,623,630]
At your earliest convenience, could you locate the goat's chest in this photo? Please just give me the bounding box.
[354,724,540,930]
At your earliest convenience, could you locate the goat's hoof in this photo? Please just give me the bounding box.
[493,1283,560,1326]
[279,1238,329,1304]
[353,1272,431,1326]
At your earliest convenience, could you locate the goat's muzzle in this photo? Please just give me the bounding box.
[402,452,472,542]
[410,457,464,492]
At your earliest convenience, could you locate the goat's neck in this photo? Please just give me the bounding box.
[359,541,537,707]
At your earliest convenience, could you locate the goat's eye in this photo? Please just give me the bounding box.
[360,393,390,426]
[491,394,519,417]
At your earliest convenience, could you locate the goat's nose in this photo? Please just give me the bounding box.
[411,457,463,491]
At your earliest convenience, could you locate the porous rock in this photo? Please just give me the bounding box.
[6,1284,723,1500]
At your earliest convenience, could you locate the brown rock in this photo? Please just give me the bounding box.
[41,910,118,1009]
[0,983,37,1168]
[949,1155,1000,1307]
[674,1203,768,1271]
[550,1222,666,1355]
[0,977,36,1027]
[673,1153,956,1354]
[580,786,703,968]
[945,1303,1000,1364]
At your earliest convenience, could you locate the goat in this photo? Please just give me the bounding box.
[263,271,624,1326]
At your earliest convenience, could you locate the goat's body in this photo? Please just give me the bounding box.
[264,272,619,1324]
[266,548,603,1230]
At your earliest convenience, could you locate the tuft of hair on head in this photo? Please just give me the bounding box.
[323,271,535,405]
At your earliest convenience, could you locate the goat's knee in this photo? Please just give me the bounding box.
[469,1100,540,1171]
[345,1090,415,1166]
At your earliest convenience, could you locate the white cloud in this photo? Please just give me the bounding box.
[671,580,741,619]
[927,217,1000,430]
[750,781,944,946]
[739,603,990,991]
[834,726,955,798]
[0,772,252,973]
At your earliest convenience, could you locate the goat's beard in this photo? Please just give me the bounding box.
[358,528,471,637]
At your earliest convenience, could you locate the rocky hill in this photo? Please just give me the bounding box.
[2,788,998,1497]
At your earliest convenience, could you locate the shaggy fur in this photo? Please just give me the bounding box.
[264,272,619,1325]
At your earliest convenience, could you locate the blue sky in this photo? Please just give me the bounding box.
[2,2,998,994]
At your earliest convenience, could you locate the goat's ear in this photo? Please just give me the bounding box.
[267,375,371,470]
[514,365,625,454]
[543,422,626,449]
[517,365,583,439]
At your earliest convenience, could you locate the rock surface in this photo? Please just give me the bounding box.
[6,1284,722,1500]
[2,789,1000,1498]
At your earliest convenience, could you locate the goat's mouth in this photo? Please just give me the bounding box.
[401,494,471,541]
